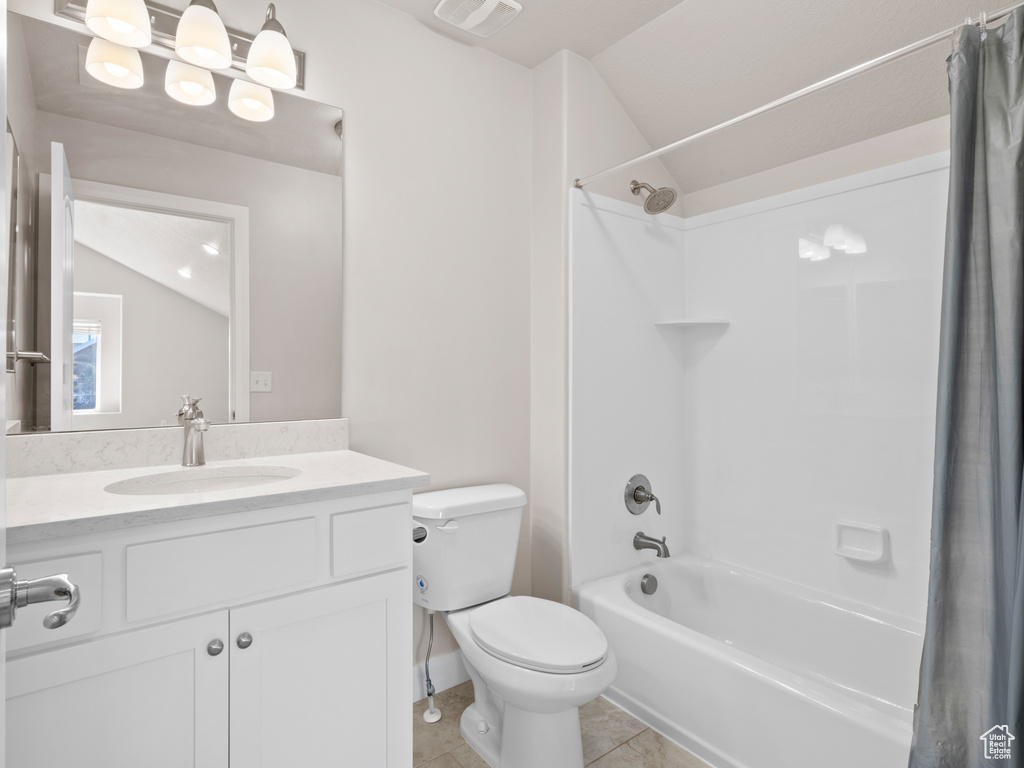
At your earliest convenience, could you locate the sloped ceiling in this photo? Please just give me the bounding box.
[75,201,231,317]
[376,0,1000,194]
[591,0,992,193]
[371,0,688,68]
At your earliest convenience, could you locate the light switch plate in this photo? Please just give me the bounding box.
[250,371,272,392]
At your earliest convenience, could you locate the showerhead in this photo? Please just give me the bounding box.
[630,180,677,215]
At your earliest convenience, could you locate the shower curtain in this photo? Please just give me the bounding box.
[909,10,1024,768]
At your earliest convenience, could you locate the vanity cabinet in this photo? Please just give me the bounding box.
[5,492,414,768]
[8,611,229,768]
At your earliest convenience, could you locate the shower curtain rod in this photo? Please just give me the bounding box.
[573,2,1024,190]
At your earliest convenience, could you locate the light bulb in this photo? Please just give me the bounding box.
[175,0,232,70]
[85,0,152,48]
[86,37,144,89]
[106,17,135,35]
[103,61,130,78]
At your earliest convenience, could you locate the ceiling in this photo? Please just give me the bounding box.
[376,0,1002,195]
[372,0,688,68]
[75,201,231,316]
[590,0,995,194]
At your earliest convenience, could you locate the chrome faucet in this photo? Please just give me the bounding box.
[177,395,209,467]
[634,532,670,558]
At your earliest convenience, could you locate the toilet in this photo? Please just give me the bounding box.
[412,484,616,768]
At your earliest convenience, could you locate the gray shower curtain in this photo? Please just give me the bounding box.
[908,10,1024,768]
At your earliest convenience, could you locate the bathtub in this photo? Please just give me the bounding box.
[575,556,924,768]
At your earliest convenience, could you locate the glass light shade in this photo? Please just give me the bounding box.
[165,60,216,106]
[246,29,296,89]
[846,233,867,254]
[228,79,274,122]
[85,0,152,47]
[85,38,144,89]
[822,224,849,251]
[175,2,232,70]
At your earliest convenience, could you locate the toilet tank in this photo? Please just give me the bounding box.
[412,484,526,612]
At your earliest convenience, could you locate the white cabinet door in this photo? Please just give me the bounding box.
[230,571,412,768]
[6,612,229,768]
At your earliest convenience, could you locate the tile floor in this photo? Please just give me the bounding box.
[413,681,713,767]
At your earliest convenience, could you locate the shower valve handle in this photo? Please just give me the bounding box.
[634,487,661,515]
[625,475,661,515]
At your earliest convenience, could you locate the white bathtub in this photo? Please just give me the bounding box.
[575,556,924,768]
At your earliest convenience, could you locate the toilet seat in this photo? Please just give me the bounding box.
[469,596,608,674]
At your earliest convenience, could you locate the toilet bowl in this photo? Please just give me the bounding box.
[412,485,616,768]
[445,597,617,768]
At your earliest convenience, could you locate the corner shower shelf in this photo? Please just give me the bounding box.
[655,319,731,328]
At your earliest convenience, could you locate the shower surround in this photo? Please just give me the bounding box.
[569,154,948,767]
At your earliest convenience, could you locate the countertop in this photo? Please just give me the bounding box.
[7,450,430,544]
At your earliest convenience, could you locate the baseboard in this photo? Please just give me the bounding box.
[413,650,470,702]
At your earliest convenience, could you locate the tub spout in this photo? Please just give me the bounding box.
[634,532,670,558]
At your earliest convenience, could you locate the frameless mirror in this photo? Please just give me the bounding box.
[5,12,344,433]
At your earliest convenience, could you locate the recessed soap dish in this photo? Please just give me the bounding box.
[835,521,890,563]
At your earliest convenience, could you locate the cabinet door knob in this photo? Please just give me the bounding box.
[236,632,253,649]
[207,639,224,657]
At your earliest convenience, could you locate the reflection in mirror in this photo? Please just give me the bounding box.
[5,12,345,433]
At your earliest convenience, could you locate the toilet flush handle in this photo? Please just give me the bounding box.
[436,520,460,533]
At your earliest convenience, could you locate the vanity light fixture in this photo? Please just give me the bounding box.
[175,0,232,70]
[85,37,145,89]
[165,60,216,106]
[85,0,152,47]
[178,268,193,278]
[245,4,296,90]
[201,243,220,256]
[57,0,307,89]
[228,79,274,122]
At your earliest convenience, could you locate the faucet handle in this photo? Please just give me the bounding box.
[193,417,209,432]
[177,396,204,421]
[625,474,661,515]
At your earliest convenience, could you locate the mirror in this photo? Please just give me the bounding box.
[5,12,344,433]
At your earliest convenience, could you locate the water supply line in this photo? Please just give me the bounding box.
[423,610,442,723]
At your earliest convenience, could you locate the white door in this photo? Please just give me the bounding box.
[49,142,74,432]
[230,571,412,767]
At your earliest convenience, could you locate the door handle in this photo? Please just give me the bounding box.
[0,566,81,630]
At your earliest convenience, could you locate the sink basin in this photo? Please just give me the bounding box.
[104,465,302,496]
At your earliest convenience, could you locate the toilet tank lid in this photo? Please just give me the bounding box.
[412,484,526,520]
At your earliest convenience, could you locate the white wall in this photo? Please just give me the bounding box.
[682,155,946,618]
[31,110,343,425]
[73,245,228,430]
[571,154,947,618]
[570,190,688,586]
[531,49,678,604]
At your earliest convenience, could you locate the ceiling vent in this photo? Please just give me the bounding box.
[433,0,522,37]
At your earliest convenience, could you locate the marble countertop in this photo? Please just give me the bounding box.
[7,450,430,544]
